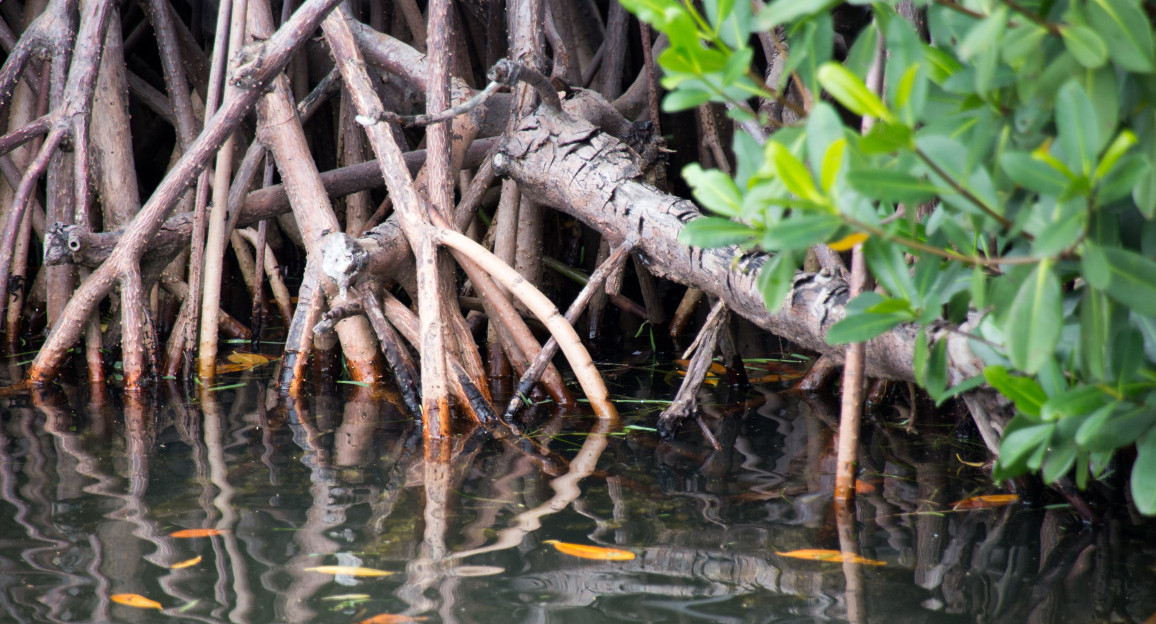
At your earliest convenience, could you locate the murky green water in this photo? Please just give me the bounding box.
[3,363,1155,623]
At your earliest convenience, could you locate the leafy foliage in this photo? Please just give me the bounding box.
[620,0,1156,513]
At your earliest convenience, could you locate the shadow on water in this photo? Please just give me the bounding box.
[2,360,1156,624]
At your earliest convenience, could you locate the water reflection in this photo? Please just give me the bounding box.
[2,379,1155,624]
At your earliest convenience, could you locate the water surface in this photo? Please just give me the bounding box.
[2,364,1154,623]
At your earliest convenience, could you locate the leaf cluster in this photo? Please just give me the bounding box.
[621,0,1156,513]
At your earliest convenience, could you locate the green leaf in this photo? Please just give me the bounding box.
[1088,0,1155,72]
[913,326,929,387]
[960,6,1008,60]
[858,121,915,154]
[683,164,744,217]
[995,421,1056,480]
[757,0,840,29]
[679,217,758,247]
[1095,246,1156,317]
[662,88,716,112]
[816,62,895,123]
[984,365,1047,417]
[1132,428,1156,515]
[766,142,825,205]
[1093,130,1138,181]
[848,169,937,203]
[806,103,845,173]
[826,311,908,344]
[1055,81,1100,175]
[999,152,1070,195]
[759,213,842,251]
[1096,155,1150,203]
[1040,385,1110,422]
[757,251,798,313]
[1005,262,1062,375]
[1061,24,1109,68]
[1079,289,1116,381]
[1042,436,1079,483]
[863,236,916,301]
[1077,404,1155,452]
[925,336,948,400]
[820,138,847,193]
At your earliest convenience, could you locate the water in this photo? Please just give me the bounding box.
[2,364,1155,624]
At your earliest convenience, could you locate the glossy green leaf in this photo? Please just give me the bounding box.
[847,169,936,203]
[999,152,1070,195]
[1056,81,1099,174]
[1088,0,1155,72]
[662,88,715,111]
[984,365,1047,417]
[679,217,758,247]
[1040,385,1109,422]
[1005,262,1062,375]
[863,237,916,301]
[757,251,798,313]
[1079,289,1116,381]
[858,122,915,154]
[766,142,824,205]
[1132,428,1156,515]
[1061,24,1109,68]
[759,213,842,251]
[817,62,895,123]
[1095,246,1156,317]
[1077,404,1155,452]
[1093,130,1138,181]
[683,164,744,217]
[826,311,908,344]
[995,421,1056,479]
[757,0,839,29]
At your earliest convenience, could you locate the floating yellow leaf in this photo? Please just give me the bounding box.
[776,549,885,566]
[111,593,163,609]
[545,540,636,561]
[827,232,868,251]
[170,556,202,569]
[357,614,427,624]
[951,493,1019,511]
[321,594,371,601]
[304,565,394,577]
[170,528,229,538]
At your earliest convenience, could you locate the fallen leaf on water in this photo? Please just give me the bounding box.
[357,614,426,624]
[854,479,876,494]
[304,565,394,577]
[321,594,371,601]
[776,549,885,566]
[216,352,278,373]
[545,540,635,561]
[170,528,229,538]
[951,493,1019,511]
[827,232,869,251]
[111,593,163,609]
[170,556,202,569]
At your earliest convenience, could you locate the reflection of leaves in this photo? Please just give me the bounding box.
[304,565,394,577]
[776,549,884,566]
[170,528,229,538]
[950,493,1020,511]
[111,594,163,609]
[170,556,202,569]
[545,540,636,561]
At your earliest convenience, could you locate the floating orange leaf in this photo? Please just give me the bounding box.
[216,352,278,373]
[776,549,885,566]
[170,556,202,569]
[854,479,876,494]
[827,232,869,251]
[304,565,394,577]
[950,493,1019,511]
[545,540,636,561]
[169,528,229,538]
[111,593,163,609]
[357,614,427,624]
